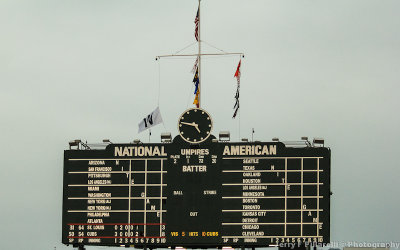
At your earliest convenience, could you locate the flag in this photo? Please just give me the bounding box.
[193,68,199,94]
[232,100,239,118]
[233,60,241,118]
[194,8,199,41]
[192,67,200,108]
[193,91,199,108]
[191,56,199,73]
[138,107,163,133]
[234,59,241,82]
[233,87,240,118]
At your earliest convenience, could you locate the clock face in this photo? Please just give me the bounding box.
[178,108,213,143]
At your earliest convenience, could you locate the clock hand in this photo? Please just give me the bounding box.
[181,122,196,127]
[194,124,200,133]
[181,122,200,132]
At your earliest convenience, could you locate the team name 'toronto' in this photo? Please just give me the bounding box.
[114,146,167,157]
[223,145,276,156]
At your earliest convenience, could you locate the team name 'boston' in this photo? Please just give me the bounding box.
[114,146,167,157]
[223,145,277,156]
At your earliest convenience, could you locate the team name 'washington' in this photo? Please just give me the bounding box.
[223,145,276,156]
[114,146,167,157]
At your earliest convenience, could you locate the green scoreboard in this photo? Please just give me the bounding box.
[62,108,331,248]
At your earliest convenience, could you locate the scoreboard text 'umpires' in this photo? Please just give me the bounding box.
[63,136,331,248]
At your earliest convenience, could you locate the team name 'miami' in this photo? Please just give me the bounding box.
[114,146,167,157]
[223,145,276,156]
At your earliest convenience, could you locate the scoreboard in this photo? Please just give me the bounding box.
[62,135,331,248]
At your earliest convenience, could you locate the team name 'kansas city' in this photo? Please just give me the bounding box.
[114,146,167,157]
[223,145,276,156]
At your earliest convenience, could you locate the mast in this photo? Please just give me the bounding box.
[155,1,243,109]
[198,0,201,107]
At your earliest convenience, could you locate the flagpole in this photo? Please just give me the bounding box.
[149,129,151,143]
[198,0,201,108]
[155,1,244,111]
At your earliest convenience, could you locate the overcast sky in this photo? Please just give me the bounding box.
[1,0,399,249]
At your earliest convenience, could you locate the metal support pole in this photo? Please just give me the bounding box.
[149,129,151,143]
[198,0,201,107]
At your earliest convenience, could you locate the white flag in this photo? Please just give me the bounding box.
[138,107,163,133]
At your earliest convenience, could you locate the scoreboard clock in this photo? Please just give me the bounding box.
[178,108,213,143]
[62,108,331,249]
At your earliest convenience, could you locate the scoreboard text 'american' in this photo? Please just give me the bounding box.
[63,135,331,248]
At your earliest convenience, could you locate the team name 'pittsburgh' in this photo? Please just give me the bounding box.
[223,145,276,156]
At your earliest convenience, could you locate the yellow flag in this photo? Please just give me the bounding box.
[193,91,199,107]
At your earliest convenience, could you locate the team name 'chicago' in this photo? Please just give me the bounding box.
[223,145,276,156]
[114,146,167,157]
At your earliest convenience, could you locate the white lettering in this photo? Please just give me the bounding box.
[114,146,167,157]
[223,145,277,156]
[182,165,207,172]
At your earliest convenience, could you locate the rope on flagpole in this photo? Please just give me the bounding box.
[236,55,243,141]
[157,59,161,106]
[202,40,228,53]
[156,56,168,132]
[162,120,167,131]
[239,107,241,141]
[239,55,244,141]
[173,41,198,55]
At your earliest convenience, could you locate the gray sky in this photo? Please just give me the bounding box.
[1,0,399,249]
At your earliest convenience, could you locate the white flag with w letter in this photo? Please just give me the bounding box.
[138,107,163,133]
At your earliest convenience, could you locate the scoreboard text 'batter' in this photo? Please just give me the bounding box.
[63,135,331,248]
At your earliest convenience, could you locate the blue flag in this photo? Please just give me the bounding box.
[193,68,199,94]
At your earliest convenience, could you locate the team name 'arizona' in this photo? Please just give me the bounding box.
[223,145,276,156]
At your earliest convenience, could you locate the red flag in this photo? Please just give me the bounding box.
[234,60,241,78]
[233,60,242,118]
